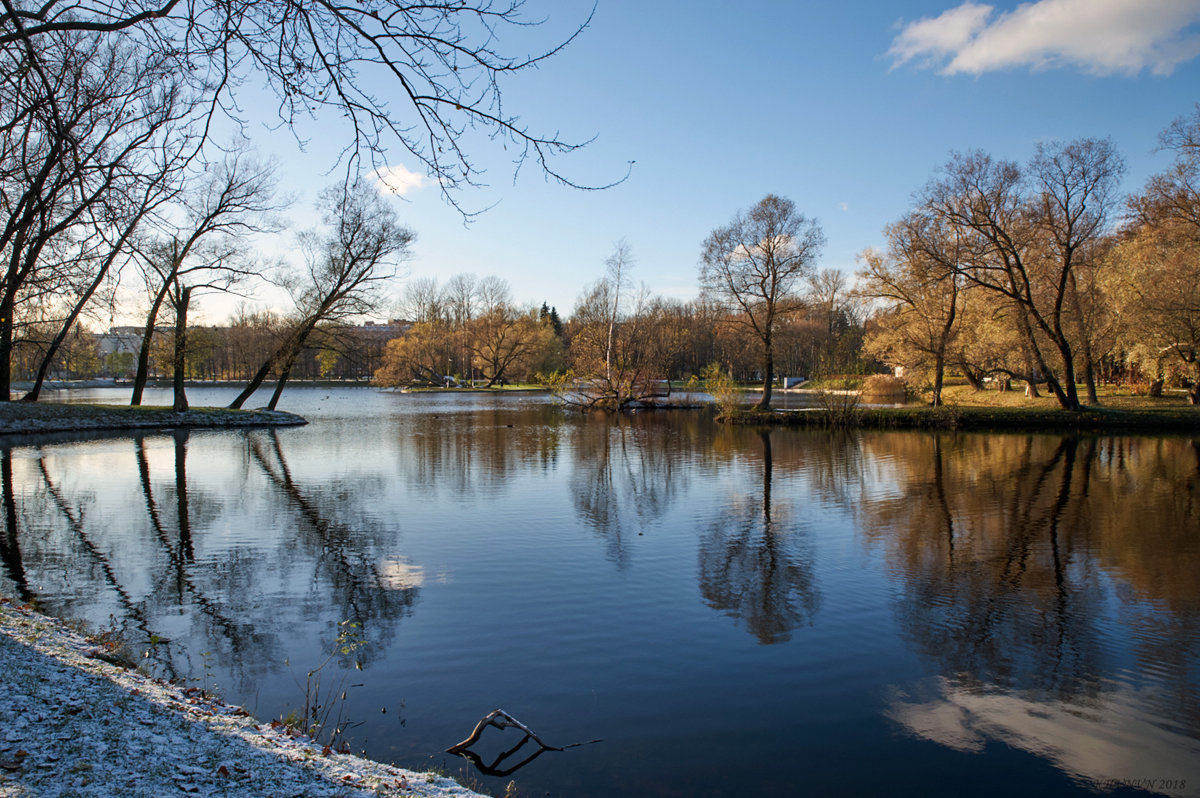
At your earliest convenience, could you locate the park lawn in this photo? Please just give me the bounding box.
[936,383,1194,411]
[731,381,1200,432]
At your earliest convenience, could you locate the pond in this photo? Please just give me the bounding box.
[2,387,1198,798]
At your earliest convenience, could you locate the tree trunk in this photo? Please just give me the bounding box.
[229,357,274,409]
[931,281,958,409]
[172,285,191,412]
[755,346,774,411]
[266,354,297,411]
[1020,341,1041,398]
[1047,337,1081,410]
[605,317,615,385]
[23,206,145,402]
[961,367,984,391]
[0,293,14,403]
[931,352,945,407]
[132,284,171,406]
[1084,358,1100,405]
[232,320,313,409]
[24,267,112,402]
[1014,306,1078,410]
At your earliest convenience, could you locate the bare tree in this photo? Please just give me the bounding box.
[0,31,200,400]
[1133,103,1200,239]
[19,165,178,401]
[128,148,281,407]
[1114,106,1200,403]
[442,272,479,380]
[398,276,444,324]
[919,141,1124,411]
[603,239,632,384]
[1030,138,1124,405]
[229,181,413,410]
[1,0,627,214]
[857,213,966,406]
[558,282,683,411]
[475,275,512,317]
[700,194,825,411]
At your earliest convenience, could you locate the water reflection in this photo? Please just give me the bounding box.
[0,428,418,693]
[865,436,1108,696]
[568,414,694,568]
[401,401,564,499]
[699,431,820,644]
[858,432,1200,789]
[2,389,1199,798]
[0,450,30,602]
[247,429,417,660]
[38,448,171,672]
[886,677,1200,796]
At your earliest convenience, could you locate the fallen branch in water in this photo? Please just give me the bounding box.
[446,709,562,754]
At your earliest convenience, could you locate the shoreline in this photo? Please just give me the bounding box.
[0,402,307,436]
[723,404,1200,433]
[2,393,1199,437]
[0,599,486,798]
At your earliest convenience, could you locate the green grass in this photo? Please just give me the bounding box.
[727,382,1200,432]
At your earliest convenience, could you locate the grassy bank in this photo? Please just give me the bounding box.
[0,402,307,436]
[726,384,1200,433]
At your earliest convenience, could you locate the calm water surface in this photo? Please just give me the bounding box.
[2,387,1198,797]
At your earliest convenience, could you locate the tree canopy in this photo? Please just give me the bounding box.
[700,194,825,410]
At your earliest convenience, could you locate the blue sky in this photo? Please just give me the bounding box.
[218,0,1200,323]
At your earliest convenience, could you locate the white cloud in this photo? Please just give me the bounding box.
[889,0,1200,76]
[378,557,425,590]
[373,164,428,196]
[889,2,994,68]
[886,677,1200,790]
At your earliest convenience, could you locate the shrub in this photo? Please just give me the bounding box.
[698,362,742,418]
[815,377,862,426]
[860,374,908,402]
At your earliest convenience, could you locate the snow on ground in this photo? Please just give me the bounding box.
[0,402,306,436]
[0,600,487,798]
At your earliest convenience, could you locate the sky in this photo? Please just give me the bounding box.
[195,0,1200,325]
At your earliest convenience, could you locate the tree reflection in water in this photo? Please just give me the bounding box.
[699,431,820,644]
[2,399,1199,797]
[401,401,564,500]
[568,413,688,568]
[0,449,30,602]
[859,432,1200,738]
[0,429,418,695]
